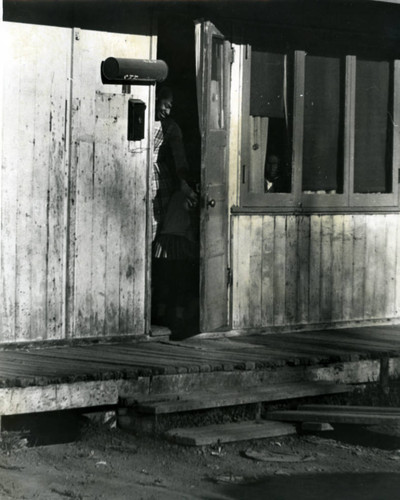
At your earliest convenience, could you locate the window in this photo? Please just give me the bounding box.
[241,47,399,210]
[353,58,393,197]
[303,54,344,195]
[210,37,225,130]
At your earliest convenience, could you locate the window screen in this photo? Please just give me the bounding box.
[250,51,285,118]
[249,50,291,194]
[302,55,344,193]
[354,59,392,193]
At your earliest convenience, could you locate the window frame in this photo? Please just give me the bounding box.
[240,48,400,212]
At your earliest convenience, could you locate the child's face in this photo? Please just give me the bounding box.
[156,98,173,120]
[266,155,280,181]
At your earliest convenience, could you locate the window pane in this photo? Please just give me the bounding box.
[303,55,344,193]
[354,59,392,193]
[250,51,285,118]
[210,37,224,130]
[249,51,291,194]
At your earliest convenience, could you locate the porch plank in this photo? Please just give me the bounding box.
[1,326,400,392]
[288,332,400,352]
[299,404,400,414]
[266,405,400,425]
[0,380,119,415]
[134,382,351,415]
[165,420,296,446]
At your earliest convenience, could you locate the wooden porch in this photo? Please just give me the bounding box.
[1,325,400,421]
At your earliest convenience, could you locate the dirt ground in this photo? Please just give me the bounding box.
[1,412,400,500]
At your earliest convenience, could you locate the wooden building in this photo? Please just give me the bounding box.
[2,0,400,346]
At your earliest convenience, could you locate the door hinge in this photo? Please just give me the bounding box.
[230,47,235,65]
[227,267,233,287]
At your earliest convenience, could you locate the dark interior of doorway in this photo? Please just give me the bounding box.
[152,14,201,340]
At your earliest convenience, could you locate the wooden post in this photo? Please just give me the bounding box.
[380,357,389,394]
[255,402,262,420]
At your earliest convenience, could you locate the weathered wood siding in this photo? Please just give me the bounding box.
[232,213,400,329]
[68,29,151,338]
[1,23,72,342]
[1,23,152,343]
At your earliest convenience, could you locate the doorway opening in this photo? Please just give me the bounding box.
[151,14,201,340]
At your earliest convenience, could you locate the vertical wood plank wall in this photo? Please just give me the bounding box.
[232,213,400,330]
[1,23,152,343]
[68,29,151,338]
[1,23,72,342]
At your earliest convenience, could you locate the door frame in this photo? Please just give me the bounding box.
[147,18,235,336]
[196,20,233,333]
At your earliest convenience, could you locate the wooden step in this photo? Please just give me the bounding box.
[131,382,351,415]
[165,420,296,446]
[266,404,400,426]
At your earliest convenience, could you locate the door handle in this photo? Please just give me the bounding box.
[207,198,216,208]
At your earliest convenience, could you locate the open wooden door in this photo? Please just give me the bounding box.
[195,21,231,332]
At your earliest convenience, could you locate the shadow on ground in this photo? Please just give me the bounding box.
[214,472,400,500]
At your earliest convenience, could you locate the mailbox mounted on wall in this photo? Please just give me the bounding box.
[101,58,167,142]
[128,99,146,141]
[101,57,168,85]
